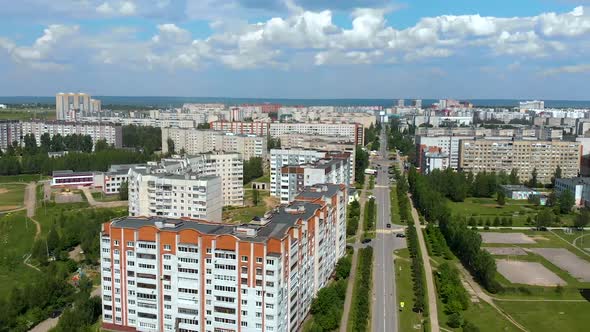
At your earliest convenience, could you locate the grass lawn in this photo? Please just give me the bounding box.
[0,109,55,121]
[0,183,26,211]
[223,190,277,223]
[448,197,576,226]
[0,211,41,299]
[0,174,45,183]
[395,248,425,331]
[496,301,590,332]
[91,192,122,202]
[390,185,401,224]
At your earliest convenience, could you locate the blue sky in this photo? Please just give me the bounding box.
[1,0,590,99]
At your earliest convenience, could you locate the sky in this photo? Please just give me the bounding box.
[1,0,590,100]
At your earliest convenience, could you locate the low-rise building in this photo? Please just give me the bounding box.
[500,185,539,200]
[554,177,590,207]
[51,170,99,187]
[420,148,449,174]
[128,165,223,222]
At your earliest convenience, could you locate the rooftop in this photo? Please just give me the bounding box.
[109,200,322,242]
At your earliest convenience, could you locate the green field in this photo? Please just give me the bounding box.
[91,192,121,202]
[395,248,426,331]
[0,212,41,298]
[0,109,55,121]
[448,197,575,226]
[0,174,44,183]
[496,301,590,332]
[223,189,275,223]
[0,183,26,210]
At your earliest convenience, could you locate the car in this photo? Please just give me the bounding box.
[537,226,548,231]
[386,223,391,228]
[362,238,372,244]
[396,233,406,238]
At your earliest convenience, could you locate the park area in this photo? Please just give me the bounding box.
[447,197,576,226]
[223,189,279,223]
[478,229,590,331]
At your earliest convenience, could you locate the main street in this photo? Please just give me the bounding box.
[371,125,406,332]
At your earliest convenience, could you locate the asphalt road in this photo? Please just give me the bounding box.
[371,126,406,332]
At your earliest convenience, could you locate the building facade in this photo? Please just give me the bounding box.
[555,177,590,207]
[210,121,270,136]
[161,128,267,160]
[100,184,347,332]
[0,120,22,150]
[459,139,581,184]
[128,166,223,222]
[21,121,122,149]
[56,93,101,120]
[161,153,244,207]
[269,123,363,146]
[278,159,350,203]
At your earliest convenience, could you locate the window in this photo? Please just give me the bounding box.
[127,241,134,247]
[163,254,171,260]
[164,265,171,271]
[114,240,119,246]
[267,259,275,265]
[256,257,263,263]
[241,256,248,262]
[164,244,171,251]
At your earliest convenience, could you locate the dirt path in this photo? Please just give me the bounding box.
[24,182,41,240]
[455,263,528,331]
[340,178,369,331]
[408,194,439,332]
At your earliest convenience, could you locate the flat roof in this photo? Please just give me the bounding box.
[109,200,322,242]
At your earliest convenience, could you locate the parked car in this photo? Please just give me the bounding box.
[396,233,406,238]
[386,223,391,228]
[362,238,372,244]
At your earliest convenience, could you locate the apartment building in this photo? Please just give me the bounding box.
[278,158,350,203]
[161,153,244,207]
[269,123,364,146]
[99,183,347,332]
[56,92,101,120]
[21,120,122,148]
[0,120,22,150]
[554,177,590,207]
[210,121,270,136]
[161,128,267,160]
[459,139,581,183]
[277,134,356,183]
[128,166,223,222]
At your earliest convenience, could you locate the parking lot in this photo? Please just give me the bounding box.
[481,232,536,244]
[496,259,566,286]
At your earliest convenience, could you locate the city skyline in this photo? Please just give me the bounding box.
[1,1,590,99]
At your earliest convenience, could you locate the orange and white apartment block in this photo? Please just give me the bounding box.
[100,183,347,332]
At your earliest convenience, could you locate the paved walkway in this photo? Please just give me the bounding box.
[408,194,439,332]
[340,177,369,331]
[24,182,41,239]
[80,186,128,208]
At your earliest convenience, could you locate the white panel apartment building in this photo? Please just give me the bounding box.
[269,123,364,146]
[21,121,123,148]
[128,166,223,222]
[161,153,244,206]
[161,128,267,160]
[0,120,22,150]
[100,184,347,332]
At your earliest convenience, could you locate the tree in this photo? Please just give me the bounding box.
[551,165,562,187]
[252,188,260,206]
[574,209,590,229]
[167,138,175,154]
[497,191,506,206]
[22,134,38,155]
[536,209,554,228]
[119,181,129,200]
[529,168,538,188]
[197,122,210,129]
[558,189,575,214]
[51,134,65,152]
[40,133,51,152]
[243,157,263,184]
[94,139,109,152]
[46,224,61,255]
[354,146,369,185]
[509,168,519,185]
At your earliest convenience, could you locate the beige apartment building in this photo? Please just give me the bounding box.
[56,93,101,120]
[459,139,581,184]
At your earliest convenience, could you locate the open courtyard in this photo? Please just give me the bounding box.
[496,259,566,286]
[481,232,536,244]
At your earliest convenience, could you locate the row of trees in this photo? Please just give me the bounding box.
[0,149,150,176]
[394,167,411,223]
[388,119,415,162]
[306,255,352,331]
[425,225,453,259]
[364,197,376,233]
[347,200,361,236]
[408,168,500,293]
[1,133,95,157]
[406,220,427,313]
[354,146,369,185]
[436,263,478,330]
[351,247,373,331]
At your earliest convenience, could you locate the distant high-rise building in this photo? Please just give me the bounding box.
[519,100,545,110]
[55,92,100,120]
[397,99,405,107]
[414,99,423,108]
